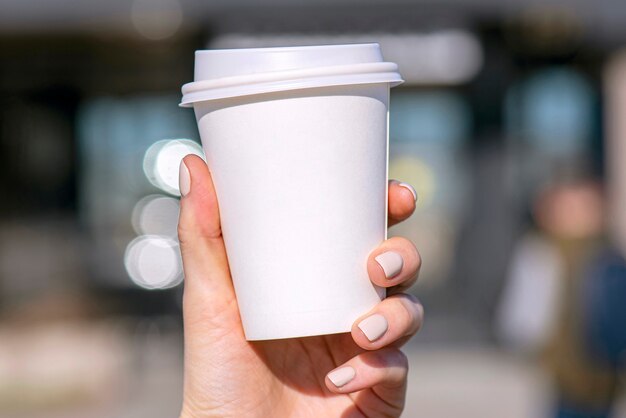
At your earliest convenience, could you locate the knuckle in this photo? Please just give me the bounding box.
[382,348,409,372]
[402,292,419,305]
[394,349,409,370]
[375,348,409,390]
[414,247,422,268]
[396,294,423,335]
[393,297,415,328]
[177,223,192,246]
[407,242,421,270]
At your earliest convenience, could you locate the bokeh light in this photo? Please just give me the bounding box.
[506,68,593,157]
[389,156,436,209]
[143,139,204,196]
[124,235,182,290]
[131,0,183,41]
[131,195,180,238]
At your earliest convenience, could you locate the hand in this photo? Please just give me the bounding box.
[178,155,423,418]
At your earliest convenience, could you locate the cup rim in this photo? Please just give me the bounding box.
[180,61,403,107]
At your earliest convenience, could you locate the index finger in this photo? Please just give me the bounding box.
[388,180,417,227]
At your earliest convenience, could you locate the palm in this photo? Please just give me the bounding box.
[184,277,404,418]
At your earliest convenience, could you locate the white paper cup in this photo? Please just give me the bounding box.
[181,44,403,340]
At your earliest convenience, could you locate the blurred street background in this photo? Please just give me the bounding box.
[1,0,626,417]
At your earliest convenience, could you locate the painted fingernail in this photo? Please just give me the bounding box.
[358,313,388,341]
[179,160,191,197]
[375,251,403,279]
[398,182,417,202]
[327,366,356,388]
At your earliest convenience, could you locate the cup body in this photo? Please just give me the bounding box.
[193,83,389,340]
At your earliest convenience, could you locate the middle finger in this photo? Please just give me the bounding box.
[367,236,421,291]
[351,293,424,350]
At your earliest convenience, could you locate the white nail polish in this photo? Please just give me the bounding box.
[374,251,403,279]
[179,160,191,197]
[327,366,356,388]
[398,182,417,202]
[358,313,388,341]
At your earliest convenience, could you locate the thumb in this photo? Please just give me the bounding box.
[178,155,236,319]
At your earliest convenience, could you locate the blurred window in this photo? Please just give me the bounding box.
[389,90,470,212]
[388,90,471,288]
[77,95,197,288]
[505,68,593,158]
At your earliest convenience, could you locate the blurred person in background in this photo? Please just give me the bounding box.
[497,166,626,418]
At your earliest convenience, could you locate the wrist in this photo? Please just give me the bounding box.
[179,403,239,418]
[180,403,271,418]
[179,406,196,418]
[179,404,214,418]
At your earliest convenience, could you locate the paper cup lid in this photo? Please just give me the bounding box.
[180,43,403,106]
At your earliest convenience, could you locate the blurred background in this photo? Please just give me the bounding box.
[1,0,626,417]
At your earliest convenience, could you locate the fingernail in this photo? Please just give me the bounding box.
[398,182,417,202]
[374,251,403,279]
[358,313,388,341]
[327,366,356,388]
[179,160,191,197]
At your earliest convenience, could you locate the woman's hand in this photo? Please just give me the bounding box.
[178,155,423,418]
